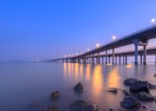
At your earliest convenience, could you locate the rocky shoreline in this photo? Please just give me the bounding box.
[41,77,156,111]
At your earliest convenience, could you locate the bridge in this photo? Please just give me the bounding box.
[50,25,156,65]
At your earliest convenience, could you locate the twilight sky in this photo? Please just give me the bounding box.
[0,0,156,61]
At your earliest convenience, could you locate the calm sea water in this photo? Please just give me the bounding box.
[0,62,156,111]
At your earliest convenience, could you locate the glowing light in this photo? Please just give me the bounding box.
[112,35,117,40]
[126,64,133,68]
[107,67,120,88]
[151,18,156,24]
[96,43,100,48]
[87,48,90,51]
[92,65,103,98]
[76,53,79,55]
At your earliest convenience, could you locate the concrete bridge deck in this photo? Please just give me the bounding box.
[50,26,156,65]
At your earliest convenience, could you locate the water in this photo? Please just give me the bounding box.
[0,62,156,111]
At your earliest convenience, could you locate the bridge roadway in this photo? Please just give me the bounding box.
[50,25,156,65]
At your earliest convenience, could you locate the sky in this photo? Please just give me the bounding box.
[0,0,156,61]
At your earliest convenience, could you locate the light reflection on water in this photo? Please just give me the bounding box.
[0,63,156,111]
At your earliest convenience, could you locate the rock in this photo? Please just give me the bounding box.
[42,106,57,111]
[70,100,99,111]
[109,109,113,111]
[129,81,150,93]
[51,91,60,99]
[107,88,118,94]
[87,104,99,111]
[74,82,83,93]
[154,74,156,77]
[124,78,138,86]
[120,96,140,109]
[122,90,130,96]
[70,100,88,111]
[135,92,154,101]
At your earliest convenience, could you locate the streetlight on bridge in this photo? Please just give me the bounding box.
[151,18,156,24]
[96,43,100,48]
[112,35,117,41]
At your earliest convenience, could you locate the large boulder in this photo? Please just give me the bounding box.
[129,81,150,93]
[135,92,155,101]
[70,100,99,111]
[51,91,60,99]
[120,96,140,109]
[74,82,83,94]
[124,78,138,86]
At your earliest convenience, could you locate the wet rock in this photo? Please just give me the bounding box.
[74,82,83,93]
[129,81,150,93]
[109,108,113,111]
[70,100,99,111]
[120,96,140,109]
[51,91,60,99]
[42,106,58,111]
[107,88,118,94]
[87,104,99,111]
[70,100,88,111]
[135,92,154,101]
[122,90,130,96]
[124,78,138,86]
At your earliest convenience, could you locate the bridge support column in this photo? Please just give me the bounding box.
[112,48,115,64]
[108,56,110,64]
[119,56,121,64]
[92,54,94,64]
[83,57,86,64]
[143,45,147,65]
[125,55,127,64]
[101,57,104,64]
[78,58,80,63]
[105,50,108,64]
[123,56,125,64]
[134,41,139,65]
[97,52,100,64]
[140,54,142,64]
[115,56,117,64]
[155,54,156,65]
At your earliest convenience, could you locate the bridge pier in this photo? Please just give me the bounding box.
[123,56,125,64]
[115,56,117,64]
[134,40,139,65]
[102,57,104,64]
[92,54,94,64]
[83,57,86,64]
[143,45,147,65]
[108,56,110,64]
[119,56,121,64]
[112,49,115,64]
[105,50,108,64]
[78,58,80,63]
[97,52,100,64]
[155,54,156,64]
[125,55,127,64]
[140,54,142,64]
